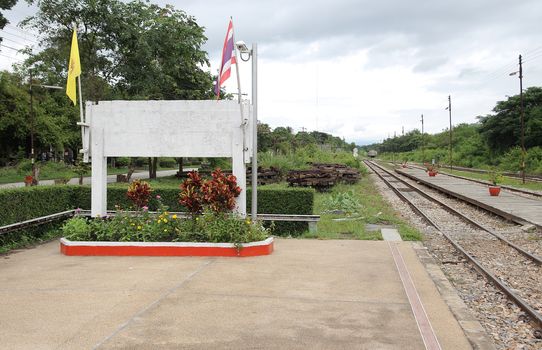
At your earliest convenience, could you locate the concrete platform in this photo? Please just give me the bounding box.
[398,167,542,229]
[0,239,480,349]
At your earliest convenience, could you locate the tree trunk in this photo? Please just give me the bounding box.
[178,157,183,173]
[127,158,135,182]
[148,157,158,179]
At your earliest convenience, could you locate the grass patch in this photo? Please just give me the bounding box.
[311,175,423,241]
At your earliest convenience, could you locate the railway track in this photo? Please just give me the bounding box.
[364,160,542,330]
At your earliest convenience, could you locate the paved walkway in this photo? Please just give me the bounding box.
[0,169,193,189]
[0,239,481,349]
[397,167,542,229]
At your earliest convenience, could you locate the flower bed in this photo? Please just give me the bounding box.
[60,237,274,257]
[60,170,272,257]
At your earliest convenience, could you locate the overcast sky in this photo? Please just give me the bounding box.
[2,0,542,145]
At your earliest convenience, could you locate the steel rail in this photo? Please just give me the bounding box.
[369,161,542,265]
[365,160,542,328]
[0,210,76,235]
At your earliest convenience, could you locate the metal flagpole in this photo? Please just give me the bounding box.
[73,23,88,162]
[231,18,248,167]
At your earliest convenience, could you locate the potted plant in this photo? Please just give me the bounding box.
[24,175,33,187]
[488,169,503,196]
[426,164,438,177]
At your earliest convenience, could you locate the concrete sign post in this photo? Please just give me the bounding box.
[86,100,251,217]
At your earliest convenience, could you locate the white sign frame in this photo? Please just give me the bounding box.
[86,100,251,217]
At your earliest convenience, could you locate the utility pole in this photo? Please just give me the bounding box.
[510,55,526,183]
[448,95,453,171]
[519,55,526,184]
[420,114,425,163]
[29,69,37,184]
[393,131,396,164]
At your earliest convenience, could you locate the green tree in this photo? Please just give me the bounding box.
[21,0,214,101]
[0,0,17,44]
[478,87,542,153]
[0,70,78,164]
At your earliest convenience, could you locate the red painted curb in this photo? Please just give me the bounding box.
[60,237,274,257]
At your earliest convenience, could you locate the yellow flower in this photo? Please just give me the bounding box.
[163,219,168,223]
[245,219,251,225]
[172,214,177,220]
[196,217,199,221]
[163,229,168,232]
[137,226,142,230]
[131,223,135,226]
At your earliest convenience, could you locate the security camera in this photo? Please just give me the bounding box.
[235,41,249,53]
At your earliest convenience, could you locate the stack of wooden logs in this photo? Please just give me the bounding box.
[246,167,282,185]
[287,163,361,191]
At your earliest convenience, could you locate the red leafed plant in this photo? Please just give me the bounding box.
[179,171,205,216]
[127,179,152,209]
[179,169,242,216]
[201,169,242,214]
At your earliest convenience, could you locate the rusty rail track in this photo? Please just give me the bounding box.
[365,160,542,328]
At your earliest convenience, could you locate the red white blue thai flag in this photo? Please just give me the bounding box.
[214,19,237,98]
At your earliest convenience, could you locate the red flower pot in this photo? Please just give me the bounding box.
[24,175,33,187]
[428,171,437,177]
[488,186,501,196]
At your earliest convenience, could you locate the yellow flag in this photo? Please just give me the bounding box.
[66,29,81,105]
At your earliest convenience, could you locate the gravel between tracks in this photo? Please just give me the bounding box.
[369,169,542,350]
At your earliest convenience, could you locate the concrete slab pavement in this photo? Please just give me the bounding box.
[0,239,481,349]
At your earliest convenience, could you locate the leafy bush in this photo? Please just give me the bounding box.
[126,179,152,208]
[179,171,205,215]
[321,190,362,215]
[201,169,241,213]
[61,216,92,240]
[158,157,177,168]
[179,169,241,215]
[115,157,131,167]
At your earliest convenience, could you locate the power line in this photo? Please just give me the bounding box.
[0,52,24,62]
[0,36,31,46]
[5,23,39,37]
[0,29,39,44]
[522,52,542,65]
[0,43,24,52]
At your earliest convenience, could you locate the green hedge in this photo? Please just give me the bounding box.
[0,186,77,226]
[0,185,314,236]
[247,187,314,235]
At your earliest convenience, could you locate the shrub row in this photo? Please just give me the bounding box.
[0,185,314,236]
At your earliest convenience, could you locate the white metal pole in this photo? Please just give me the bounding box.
[230,18,247,170]
[251,43,258,221]
[72,23,87,162]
